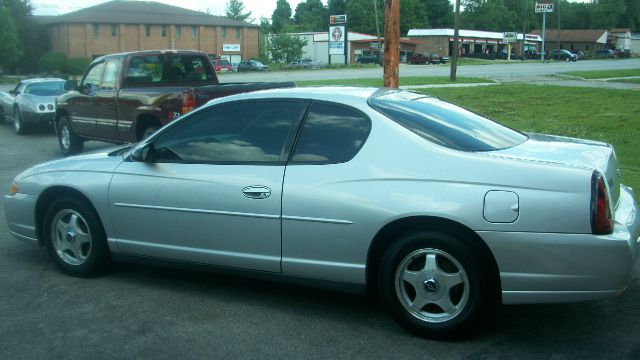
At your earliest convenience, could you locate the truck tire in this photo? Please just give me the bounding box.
[57,115,84,156]
[14,108,28,135]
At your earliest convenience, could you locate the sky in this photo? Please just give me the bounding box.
[30,0,322,22]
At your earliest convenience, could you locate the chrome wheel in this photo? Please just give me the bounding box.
[60,122,71,151]
[394,248,469,324]
[50,209,92,266]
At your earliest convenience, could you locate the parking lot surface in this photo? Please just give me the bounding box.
[0,117,639,359]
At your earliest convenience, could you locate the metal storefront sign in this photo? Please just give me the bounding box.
[222,44,241,52]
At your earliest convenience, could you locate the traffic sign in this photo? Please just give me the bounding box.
[503,32,517,43]
[535,2,554,13]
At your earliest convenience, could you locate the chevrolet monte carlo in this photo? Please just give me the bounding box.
[5,87,639,339]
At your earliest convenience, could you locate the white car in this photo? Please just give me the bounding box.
[0,78,66,134]
[4,87,639,339]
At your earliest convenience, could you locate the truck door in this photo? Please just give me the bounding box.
[94,58,122,141]
[68,61,105,136]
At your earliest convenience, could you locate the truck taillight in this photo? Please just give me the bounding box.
[591,171,613,235]
[182,91,196,114]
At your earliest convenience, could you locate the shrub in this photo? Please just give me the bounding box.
[67,57,91,75]
[39,51,67,74]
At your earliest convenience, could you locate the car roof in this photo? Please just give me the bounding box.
[20,78,66,85]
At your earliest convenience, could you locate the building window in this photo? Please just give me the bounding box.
[221,27,227,38]
[191,25,197,39]
[145,25,151,37]
[176,25,181,38]
[111,24,117,37]
[92,24,99,38]
[161,25,167,37]
[236,28,240,39]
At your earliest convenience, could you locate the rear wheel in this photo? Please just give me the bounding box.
[379,230,495,339]
[43,197,110,277]
[57,115,84,156]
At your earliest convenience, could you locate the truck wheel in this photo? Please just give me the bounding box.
[58,115,84,156]
[378,230,495,339]
[14,109,28,135]
[43,196,110,277]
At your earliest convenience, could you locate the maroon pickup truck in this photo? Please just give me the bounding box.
[55,50,294,155]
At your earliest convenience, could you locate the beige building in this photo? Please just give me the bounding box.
[35,0,259,63]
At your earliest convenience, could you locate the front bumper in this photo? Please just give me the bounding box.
[481,185,639,304]
[4,192,39,245]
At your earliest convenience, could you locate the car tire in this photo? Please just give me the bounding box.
[379,230,495,339]
[14,109,28,135]
[43,197,111,277]
[57,115,84,156]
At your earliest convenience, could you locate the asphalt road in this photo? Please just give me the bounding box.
[0,108,639,359]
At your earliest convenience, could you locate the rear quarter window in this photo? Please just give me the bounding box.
[369,91,527,151]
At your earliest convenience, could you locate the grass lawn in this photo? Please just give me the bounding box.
[297,76,491,87]
[559,69,640,79]
[419,84,640,191]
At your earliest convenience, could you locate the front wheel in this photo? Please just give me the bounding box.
[14,109,28,135]
[379,230,495,339]
[43,197,110,277]
[57,115,84,156]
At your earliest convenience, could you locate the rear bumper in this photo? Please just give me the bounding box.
[481,185,639,304]
[22,111,55,125]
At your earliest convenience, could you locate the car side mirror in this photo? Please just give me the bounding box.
[64,80,78,91]
[130,142,156,163]
[8,90,16,95]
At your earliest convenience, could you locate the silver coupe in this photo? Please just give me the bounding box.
[4,87,639,338]
[0,78,66,134]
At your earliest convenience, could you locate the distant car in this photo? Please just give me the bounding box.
[613,49,631,58]
[0,78,65,135]
[237,60,269,72]
[595,49,615,58]
[409,53,448,65]
[5,86,639,339]
[231,62,239,72]
[356,54,381,65]
[210,58,233,72]
[286,58,325,70]
[548,49,578,62]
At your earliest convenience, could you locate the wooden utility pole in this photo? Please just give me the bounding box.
[450,0,461,81]
[383,0,400,88]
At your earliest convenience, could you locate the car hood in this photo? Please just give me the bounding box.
[489,132,620,203]
[15,145,130,180]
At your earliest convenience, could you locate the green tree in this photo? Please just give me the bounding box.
[294,0,328,32]
[400,0,428,34]
[622,0,640,31]
[591,0,628,29]
[225,0,252,22]
[345,0,383,34]
[461,0,518,31]
[0,6,22,70]
[266,30,308,63]
[424,0,454,28]
[2,0,47,73]
[327,0,346,15]
[272,0,293,33]
[66,57,91,75]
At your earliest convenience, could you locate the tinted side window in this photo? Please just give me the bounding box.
[151,100,307,164]
[291,102,371,164]
[82,62,105,88]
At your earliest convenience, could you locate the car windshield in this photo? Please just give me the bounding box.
[369,90,528,152]
[25,81,65,96]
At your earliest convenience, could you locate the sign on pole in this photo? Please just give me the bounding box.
[328,14,347,65]
[535,2,554,13]
[503,32,517,43]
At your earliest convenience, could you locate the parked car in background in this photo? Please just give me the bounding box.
[356,54,381,65]
[6,86,638,339]
[0,78,66,135]
[548,49,578,62]
[409,53,448,65]
[595,49,615,58]
[237,60,269,72]
[286,58,325,70]
[211,58,233,72]
[55,50,292,155]
[613,49,631,58]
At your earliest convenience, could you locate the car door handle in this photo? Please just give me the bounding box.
[242,186,271,199]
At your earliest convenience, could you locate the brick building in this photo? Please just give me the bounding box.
[35,0,259,63]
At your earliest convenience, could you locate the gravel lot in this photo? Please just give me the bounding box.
[0,95,639,360]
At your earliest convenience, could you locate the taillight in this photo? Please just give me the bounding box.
[591,171,613,235]
[181,91,196,114]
